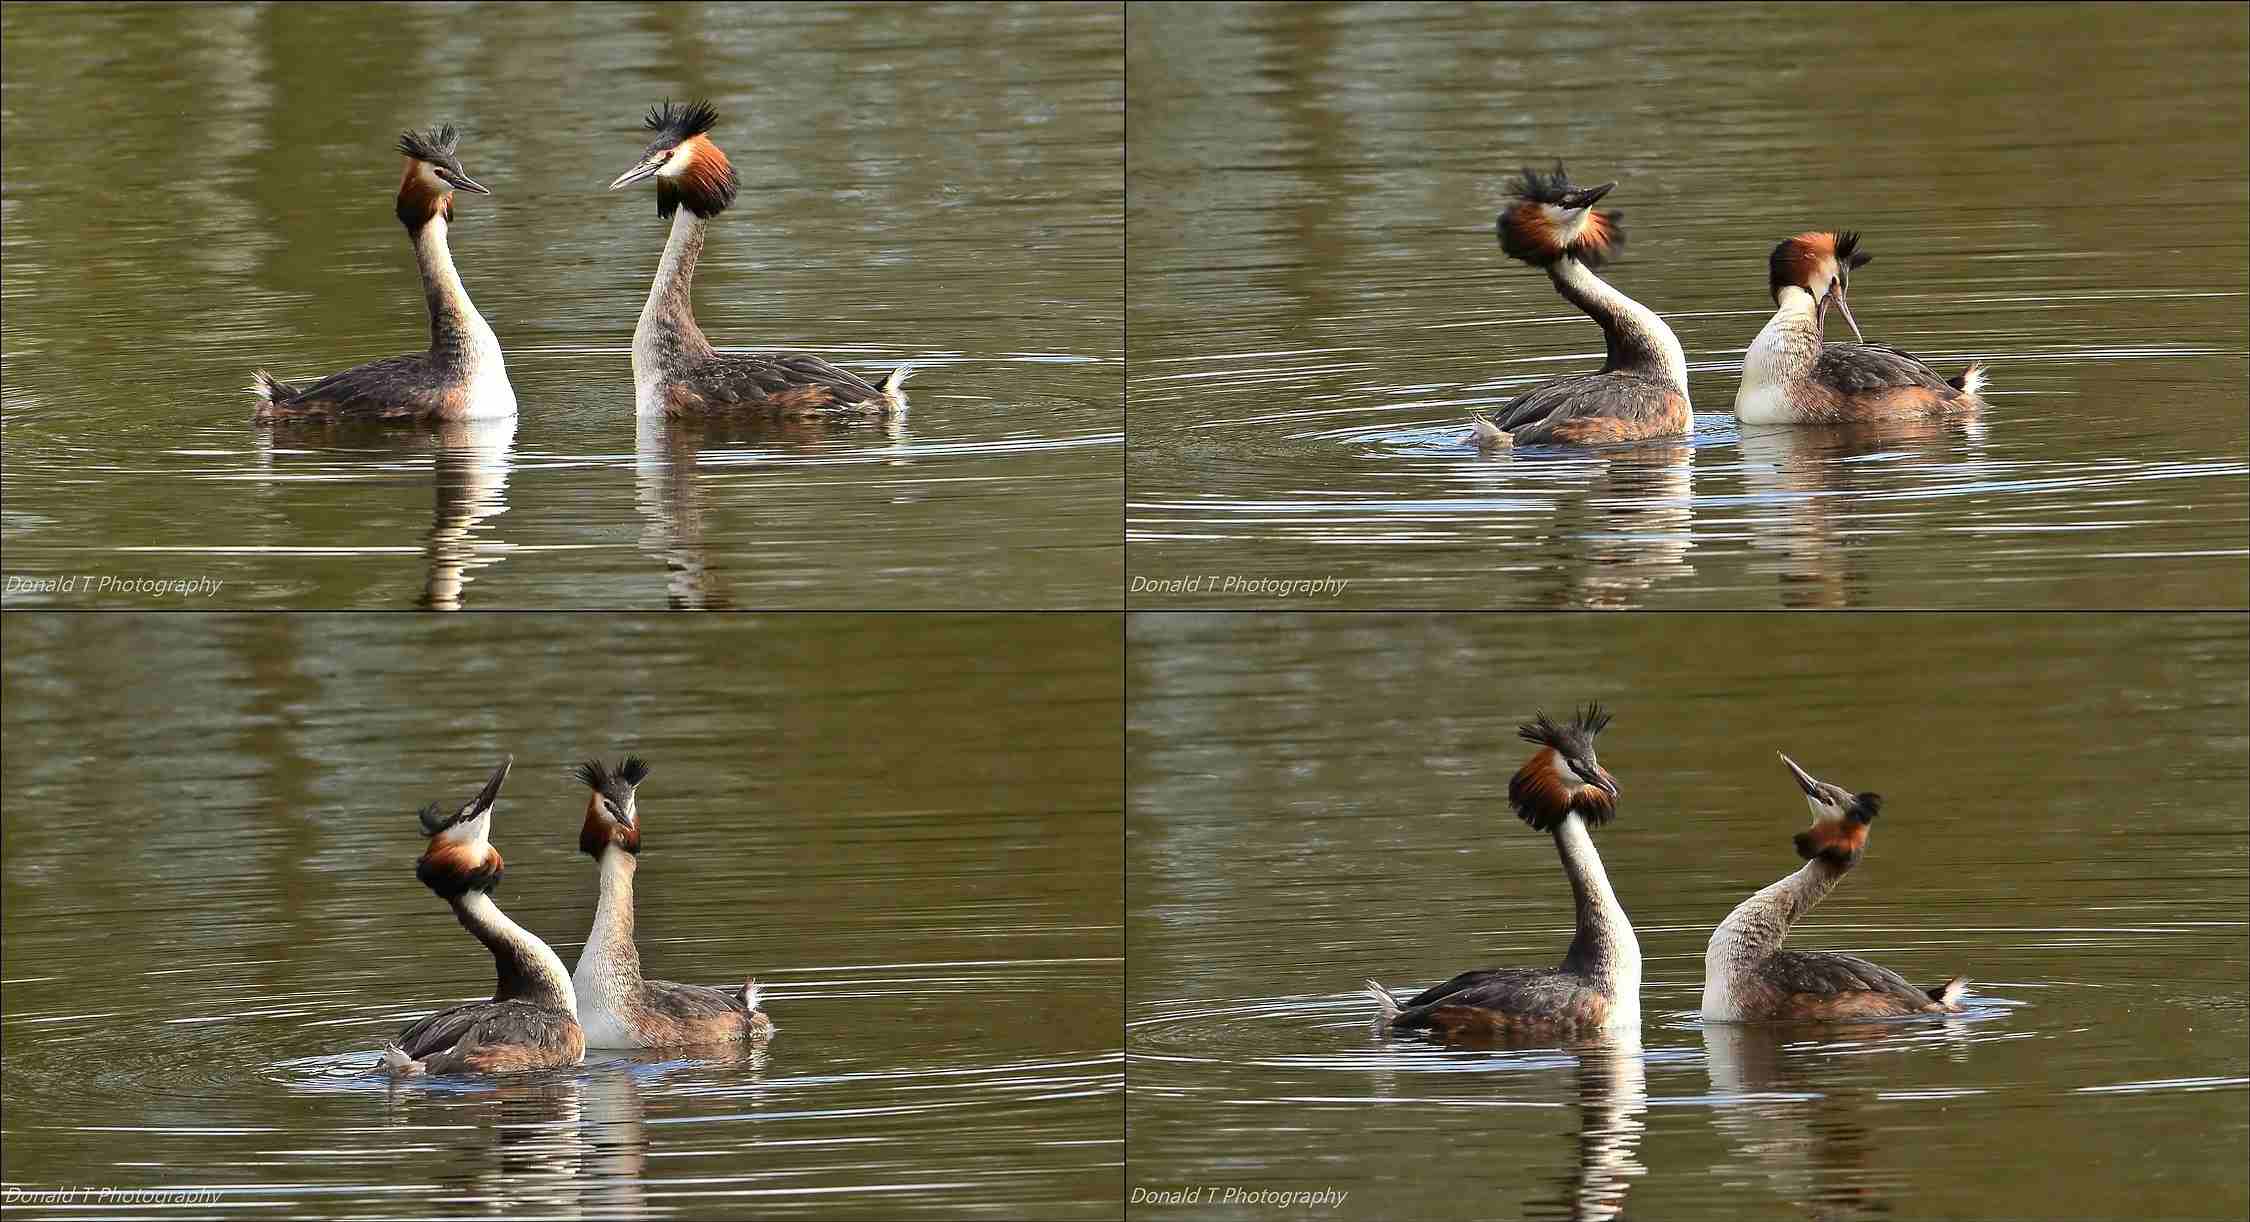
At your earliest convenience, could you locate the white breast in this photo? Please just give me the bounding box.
[459,318,517,419]
[1700,928,1746,1021]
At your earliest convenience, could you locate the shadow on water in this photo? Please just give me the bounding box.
[253,417,518,609]
[632,411,910,611]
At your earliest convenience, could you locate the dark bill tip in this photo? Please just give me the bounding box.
[1563,181,1616,208]
[470,755,512,814]
[1777,751,1821,797]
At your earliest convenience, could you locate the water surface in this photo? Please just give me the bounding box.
[1,2,1122,609]
[1126,3,2249,608]
[1,614,1123,1218]
[1127,612,2248,1219]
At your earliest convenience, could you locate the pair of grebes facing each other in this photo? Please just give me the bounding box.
[1365,706,1969,1041]
[380,755,771,1076]
[252,101,910,428]
[1465,163,1988,447]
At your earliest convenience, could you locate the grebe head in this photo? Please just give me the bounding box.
[1496,162,1625,270]
[1778,751,1881,864]
[1768,231,1874,342]
[395,125,491,231]
[607,99,739,220]
[1506,704,1621,831]
[414,756,510,898]
[575,755,649,857]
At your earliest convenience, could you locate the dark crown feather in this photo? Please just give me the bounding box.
[397,125,461,163]
[575,755,650,797]
[1510,160,1581,205]
[645,99,721,143]
[1516,703,1612,753]
[416,800,448,835]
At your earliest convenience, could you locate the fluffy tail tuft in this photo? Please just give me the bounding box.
[745,979,778,1037]
[1948,362,1988,397]
[378,1044,425,1076]
[880,363,914,401]
[1467,413,1514,449]
[249,369,297,406]
[1928,975,1970,1010]
[1363,978,1403,1022]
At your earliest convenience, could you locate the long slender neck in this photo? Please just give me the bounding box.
[636,210,716,367]
[411,214,493,368]
[452,889,576,1015]
[1744,285,1827,387]
[1553,814,1640,996]
[578,848,646,990]
[1548,258,1688,392]
[1712,856,1850,960]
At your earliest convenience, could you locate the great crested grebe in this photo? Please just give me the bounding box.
[1467,164,1691,449]
[571,757,775,1048]
[1735,231,1987,424]
[1701,752,1969,1022]
[607,100,909,419]
[252,126,515,423]
[380,757,584,1075]
[1365,706,1641,1040]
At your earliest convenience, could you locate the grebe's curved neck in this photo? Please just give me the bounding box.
[1553,813,1641,1017]
[1549,257,1688,393]
[451,889,576,1015]
[634,210,719,382]
[1734,286,1825,418]
[573,847,646,1003]
[1709,856,1849,962]
[412,215,500,371]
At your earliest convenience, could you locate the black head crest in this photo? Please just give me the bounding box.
[575,755,649,804]
[1835,230,1872,270]
[398,125,461,164]
[1511,160,1578,205]
[1848,791,1882,823]
[416,800,447,835]
[644,99,721,144]
[1516,703,1612,755]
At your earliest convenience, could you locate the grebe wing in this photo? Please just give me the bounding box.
[393,999,495,1059]
[1764,949,1928,1001]
[264,354,450,418]
[643,978,751,1019]
[683,351,891,413]
[1504,374,1686,445]
[394,999,573,1060]
[1392,967,1574,1022]
[1815,343,1957,393]
[1487,374,1607,433]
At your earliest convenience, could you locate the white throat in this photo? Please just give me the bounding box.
[1734,286,1820,424]
[414,214,515,419]
[632,209,708,413]
[1701,858,1839,1021]
[1556,814,1642,1031]
[573,848,647,1046]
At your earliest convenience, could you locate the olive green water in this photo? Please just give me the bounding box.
[0,2,1121,609]
[1128,613,2248,1220]
[0,614,1123,1218]
[1126,3,2250,609]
